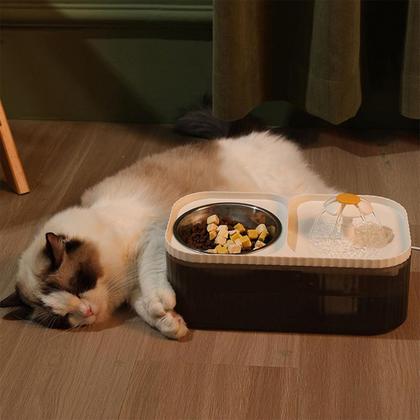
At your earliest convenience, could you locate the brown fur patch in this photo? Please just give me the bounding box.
[42,238,103,295]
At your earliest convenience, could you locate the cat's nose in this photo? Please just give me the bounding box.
[79,299,95,318]
[84,306,94,317]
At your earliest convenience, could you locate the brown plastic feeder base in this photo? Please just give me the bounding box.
[167,254,410,335]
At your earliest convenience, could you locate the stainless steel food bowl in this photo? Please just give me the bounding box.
[173,202,282,253]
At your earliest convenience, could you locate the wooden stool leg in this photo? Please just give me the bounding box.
[0,101,29,194]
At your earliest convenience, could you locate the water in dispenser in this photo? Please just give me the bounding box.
[310,193,394,258]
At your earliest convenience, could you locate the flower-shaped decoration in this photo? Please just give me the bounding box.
[324,193,373,220]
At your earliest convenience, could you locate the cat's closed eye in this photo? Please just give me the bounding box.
[70,265,98,295]
[41,282,62,294]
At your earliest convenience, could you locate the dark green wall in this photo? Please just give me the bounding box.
[0,0,212,123]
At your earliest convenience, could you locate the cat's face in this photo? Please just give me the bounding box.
[0,232,109,329]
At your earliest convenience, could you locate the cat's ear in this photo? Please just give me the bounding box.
[45,232,65,269]
[3,306,33,321]
[0,290,24,307]
[0,289,32,321]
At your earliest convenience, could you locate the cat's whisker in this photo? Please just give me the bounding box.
[34,312,51,325]
[46,323,84,341]
[51,317,58,330]
[46,317,55,330]
[36,314,50,323]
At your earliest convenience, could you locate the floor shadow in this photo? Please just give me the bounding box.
[0,179,13,194]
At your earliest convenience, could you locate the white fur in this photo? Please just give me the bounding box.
[16,132,334,338]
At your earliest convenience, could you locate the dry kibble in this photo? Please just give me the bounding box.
[217,224,228,232]
[207,214,220,225]
[207,223,218,232]
[209,230,217,240]
[228,229,237,235]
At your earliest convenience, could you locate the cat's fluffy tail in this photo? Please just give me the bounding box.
[175,98,265,139]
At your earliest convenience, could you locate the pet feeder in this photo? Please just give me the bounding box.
[165,192,411,335]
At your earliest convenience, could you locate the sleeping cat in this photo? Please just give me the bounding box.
[0,112,334,339]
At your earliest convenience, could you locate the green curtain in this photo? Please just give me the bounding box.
[401,0,420,119]
[213,0,420,125]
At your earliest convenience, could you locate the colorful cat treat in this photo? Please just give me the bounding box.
[240,235,252,249]
[228,243,242,254]
[234,223,246,233]
[207,223,218,232]
[247,229,259,240]
[214,235,227,245]
[256,224,268,235]
[258,230,268,242]
[198,214,270,254]
[215,244,228,254]
[254,240,266,250]
[217,229,229,239]
[230,232,241,242]
[207,214,220,225]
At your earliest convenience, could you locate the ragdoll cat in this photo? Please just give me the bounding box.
[0,111,334,339]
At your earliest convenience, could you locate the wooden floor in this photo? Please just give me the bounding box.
[0,121,419,420]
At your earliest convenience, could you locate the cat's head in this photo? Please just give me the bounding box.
[1,231,111,329]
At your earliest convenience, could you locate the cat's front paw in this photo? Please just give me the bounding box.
[133,288,188,340]
[156,309,188,340]
[143,288,176,318]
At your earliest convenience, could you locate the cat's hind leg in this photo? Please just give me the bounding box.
[131,222,188,339]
